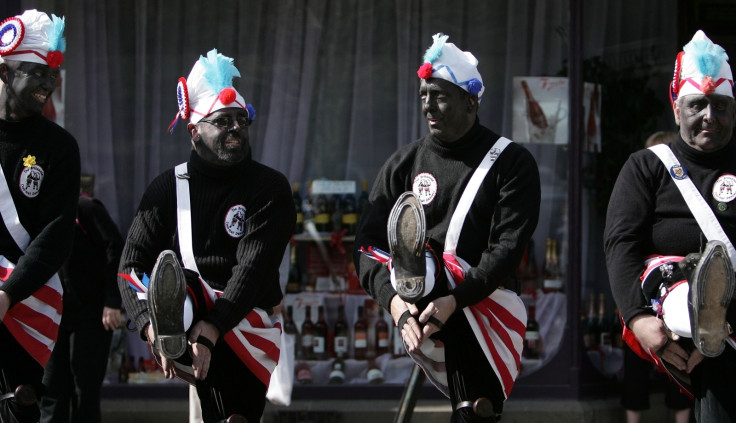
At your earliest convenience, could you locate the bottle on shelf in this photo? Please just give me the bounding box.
[542,238,563,293]
[118,354,129,383]
[329,357,346,384]
[313,306,329,360]
[523,303,542,359]
[284,305,300,359]
[330,194,343,233]
[392,325,407,358]
[520,80,548,129]
[138,356,146,373]
[292,181,303,234]
[366,358,384,384]
[301,305,315,360]
[301,180,314,223]
[333,305,349,358]
[597,293,611,347]
[353,306,368,360]
[517,239,539,298]
[312,190,330,233]
[295,361,313,384]
[285,244,302,294]
[375,308,390,356]
[341,190,358,236]
[610,305,624,348]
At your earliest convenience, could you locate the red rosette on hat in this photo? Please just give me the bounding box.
[46,51,63,68]
[0,17,25,56]
[176,77,190,119]
[218,87,236,105]
[417,62,433,79]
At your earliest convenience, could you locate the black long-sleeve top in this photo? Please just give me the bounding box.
[354,119,541,311]
[59,196,123,326]
[118,150,295,338]
[0,115,80,305]
[604,135,736,326]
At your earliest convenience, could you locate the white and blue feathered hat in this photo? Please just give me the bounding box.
[417,33,484,101]
[0,9,66,68]
[169,49,255,132]
[670,30,733,106]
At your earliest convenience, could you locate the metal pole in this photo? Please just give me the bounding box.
[393,364,426,423]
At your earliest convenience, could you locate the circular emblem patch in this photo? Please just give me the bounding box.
[19,155,43,198]
[669,164,687,180]
[224,204,246,238]
[412,172,438,205]
[713,174,736,203]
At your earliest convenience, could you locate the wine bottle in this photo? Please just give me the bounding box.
[301,305,315,360]
[542,238,563,293]
[284,306,300,359]
[329,357,346,384]
[523,304,542,359]
[353,306,368,360]
[341,190,358,236]
[138,356,146,373]
[375,308,390,356]
[366,358,384,384]
[588,293,600,349]
[292,181,303,234]
[392,325,406,358]
[597,293,611,347]
[611,306,624,348]
[313,306,329,360]
[333,305,349,358]
[118,354,129,383]
[520,80,548,129]
[313,191,330,233]
[330,194,343,233]
[285,245,302,294]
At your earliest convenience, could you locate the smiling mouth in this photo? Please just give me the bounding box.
[32,92,48,103]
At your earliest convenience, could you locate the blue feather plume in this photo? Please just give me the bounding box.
[48,14,66,53]
[198,49,241,94]
[423,33,449,64]
[684,38,729,78]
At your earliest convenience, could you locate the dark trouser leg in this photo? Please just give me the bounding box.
[69,324,112,423]
[40,325,73,423]
[0,325,43,423]
[440,314,504,423]
[621,343,652,411]
[195,341,266,423]
[691,347,736,422]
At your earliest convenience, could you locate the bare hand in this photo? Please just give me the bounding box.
[146,324,176,378]
[102,307,121,331]
[0,290,10,322]
[629,314,690,372]
[418,295,456,338]
[390,295,422,353]
[188,321,220,380]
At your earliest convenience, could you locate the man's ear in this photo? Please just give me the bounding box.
[187,123,200,143]
[467,95,478,112]
[672,100,681,126]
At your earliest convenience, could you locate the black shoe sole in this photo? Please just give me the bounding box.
[388,192,426,303]
[689,241,735,357]
[148,250,187,359]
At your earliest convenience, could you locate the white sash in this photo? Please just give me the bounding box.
[0,164,31,251]
[649,144,736,265]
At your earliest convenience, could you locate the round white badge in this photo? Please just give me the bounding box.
[413,172,438,205]
[224,204,247,238]
[19,164,44,198]
[713,174,736,203]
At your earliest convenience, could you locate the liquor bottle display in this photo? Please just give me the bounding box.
[353,306,368,360]
[611,306,624,348]
[301,305,315,359]
[285,244,302,294]
[293,181,303,234]
[313,306,329,360]
[333,305,349,358]
[341,192,358,236]
[392,326,407,358]
[542,238,563,293]
[597,293,611,347]
[523,304,542,359]
[366,358,384,384]
[520,80,548,129]
[375,308,390,356]
[329,357,346,384]
[295,361,313,384]
[313,192,330,232]
[284,306,300,359]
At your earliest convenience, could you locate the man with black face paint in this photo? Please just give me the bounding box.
[355,34,540,422]
[605,30,736,422]
[0,9,79,423]
[118,49,294,423]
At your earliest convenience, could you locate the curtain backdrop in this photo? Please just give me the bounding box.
[17,0,676,232]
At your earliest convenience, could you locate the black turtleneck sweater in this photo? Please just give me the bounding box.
[118,150,295,338]
[604,136,736,325]
[0,115,80,305]
[354,120,541,311]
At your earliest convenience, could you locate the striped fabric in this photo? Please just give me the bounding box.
[0,255,62,367]
[120,271,281,386]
